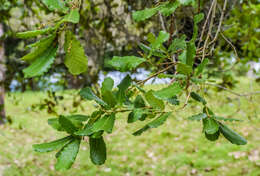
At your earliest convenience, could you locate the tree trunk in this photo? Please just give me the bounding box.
[0,23,6,124]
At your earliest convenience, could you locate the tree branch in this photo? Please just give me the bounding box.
[205,82,260,97]
[138,64,176,85]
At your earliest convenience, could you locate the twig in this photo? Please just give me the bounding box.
[176,85,193,111]
[159,61,176,66]
[220,32,240,72]
[195,53,211,58]
[168,14,175,45]
[220,32,239,60]
[208,0,227,46]
[202,0,217,62]
[198,0,216,47]
[138,64,176,85]
[158,12,167,31]
[205,82,260,97]
[183,88,192,108]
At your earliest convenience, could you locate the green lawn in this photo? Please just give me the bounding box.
[0,78,260,176]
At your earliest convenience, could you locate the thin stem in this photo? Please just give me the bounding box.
[202,0,217,62]
[138,64,176,85]
[168,14,175,45]
[208,0,227,46]
[205,82,260,97]
[198,0,216,47]
[219,32,240,72]
[158,11,167,31]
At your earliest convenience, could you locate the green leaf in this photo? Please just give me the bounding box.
[213,116,242,122]
[48,118,65,131]
[22,34,56,62]
[153,83,182,100]
[159,2,180,16]
[102,90,117,108]
[76,111,104,136]
[205,130,220,141]
[191,13,204,42]
[195,58,209,76]
[16,28,54,39]
[108,56,146,72]
[139,43,166,58]
[33,136,73,153]
[127,109,146,123]
[25,34,56,50]
[140,114,148,121]
[23,43,58,78]
[186,42,196,66]
[89,136,107,165]
[177,63,193,75]
[116,75,132,104]
[59,116,79,134]
[63,9,80,23]
[133,112,171,136]
[168,35,186,53]
[127,112,134,123]
[191,26,198,42]
[203,118,219,134]
[194,13,204,24]
[132,7,159,22]
[146,113,171,128]
[133,126,150,136]
[188,113,207,121]
[179,50,187,63]
[41,0,68,13]
[90,131,104,139]
[150,31,170,49]
[55,138,81,171]
[66,114,90,122]
[48,115,86,132]
[138,43,152,53]
[133,84,146,93]
[166,96,180,105]
[134,95,146,108]
[80,87,108,107]
[92,114,115,134]
[147,33,156,43]
[91,110,104,119]
[145,90,165,110]
[190,92,207,105]
[101,77,114,94]
[203,106,214,116]
[75,124,94,136]
[101,77,116,107]
[64,31,88,75]
[191,77,206,84]
[54,9,80,28]
[219,123,247,145]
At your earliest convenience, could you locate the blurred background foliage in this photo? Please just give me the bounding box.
[0,0,259,93]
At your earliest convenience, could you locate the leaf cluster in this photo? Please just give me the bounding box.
[16,1,87,78]
[17,0,248,171]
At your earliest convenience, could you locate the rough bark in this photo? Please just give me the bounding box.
[0,23,6,124]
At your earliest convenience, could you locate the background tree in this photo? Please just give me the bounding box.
[0,0,16,123]
[0,23,6,124]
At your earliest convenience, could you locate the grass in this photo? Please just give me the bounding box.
[0,77,260,176]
